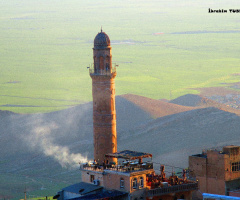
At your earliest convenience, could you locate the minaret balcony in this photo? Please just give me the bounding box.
[89,65,117,76]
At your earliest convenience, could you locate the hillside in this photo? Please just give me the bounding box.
[170,93,240,116]
[118,107,240,168]
[122,94,197,118]
[1,94,240,199]
[0,96,152,199]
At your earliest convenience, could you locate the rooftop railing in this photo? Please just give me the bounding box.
[80,162,153,173]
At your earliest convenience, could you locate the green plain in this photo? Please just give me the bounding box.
[0,0,240,113]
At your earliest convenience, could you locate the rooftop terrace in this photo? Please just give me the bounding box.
[80,160,153,174]
[80,150,153,173]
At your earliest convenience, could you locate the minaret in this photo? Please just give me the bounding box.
[89,30,117,164]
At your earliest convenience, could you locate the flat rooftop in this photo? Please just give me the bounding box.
[191,154,207,158]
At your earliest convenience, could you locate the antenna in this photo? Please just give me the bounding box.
[101,26,102,32]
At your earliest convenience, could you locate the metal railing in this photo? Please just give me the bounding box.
[147,182,198,197]
[80,162,153,173]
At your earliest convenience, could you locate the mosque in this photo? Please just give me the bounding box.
[54,30,198,200]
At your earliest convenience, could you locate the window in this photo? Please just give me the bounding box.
[90,175,95,182]
[99,56,104,70]
[94,57,97,71]
[120,178,124,188]
[133,178,137,189]
[106,63,109,71]
[232,162,240,172]
[139,177,144,188]
[180,194,185,199]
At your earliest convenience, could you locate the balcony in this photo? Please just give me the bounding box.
[89,65,117,76]
[147,182,198,197]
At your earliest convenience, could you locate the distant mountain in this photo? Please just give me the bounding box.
[169,93,240,116]
[1,94,240,199]
[118,107,240,168]
[169,94,204,107]
[122,94,196,118]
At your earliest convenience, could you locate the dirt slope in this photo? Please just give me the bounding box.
[121,94,197,118]
[170,94,240,116]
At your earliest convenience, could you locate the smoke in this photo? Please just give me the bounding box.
[23,118,88,169]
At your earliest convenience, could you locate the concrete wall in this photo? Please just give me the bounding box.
[189,155,207,197]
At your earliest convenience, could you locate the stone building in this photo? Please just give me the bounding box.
[80,150,197,200]
[189,145,240,199]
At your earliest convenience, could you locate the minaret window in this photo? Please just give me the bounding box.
[106,56,110,71]
[106,63,109,71]
[94,56,97,72]
[100,56,104,70]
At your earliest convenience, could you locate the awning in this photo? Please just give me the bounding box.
[105,150,152,160]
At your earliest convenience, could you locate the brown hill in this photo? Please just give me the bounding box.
[198,97,240,116]
[121,94,197,118]
[118,107,240,168]
[170,93,240,116]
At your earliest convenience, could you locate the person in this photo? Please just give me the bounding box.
[182,169,186,181]
[160,165,166,179]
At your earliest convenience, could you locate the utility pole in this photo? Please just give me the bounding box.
[24,186,27,200]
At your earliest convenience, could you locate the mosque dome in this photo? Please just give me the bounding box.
[94,29,110,49]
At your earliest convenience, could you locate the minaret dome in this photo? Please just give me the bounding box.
[94,30,111,49]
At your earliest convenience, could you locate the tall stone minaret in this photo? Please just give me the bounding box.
[89,29,117,164]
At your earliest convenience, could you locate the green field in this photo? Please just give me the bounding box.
[0,0,240,113]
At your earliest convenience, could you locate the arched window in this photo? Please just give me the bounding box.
[99,56,104,70]
[133,178,137,189]
[139,177,144,188]
[94,56,97,71]
[106,56,110,71]
[120,178,124,188]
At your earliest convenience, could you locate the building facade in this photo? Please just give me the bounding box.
[189,145,240,199]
